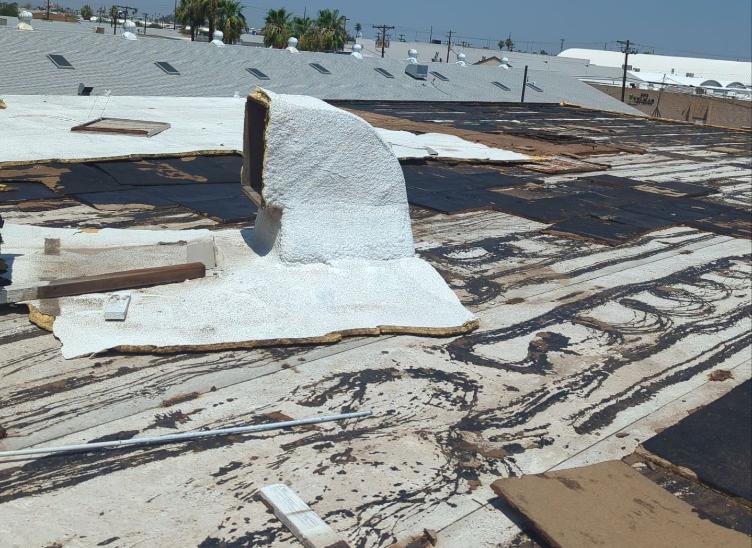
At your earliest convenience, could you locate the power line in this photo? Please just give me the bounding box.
[372,24,394,58]
[617,39,636,103]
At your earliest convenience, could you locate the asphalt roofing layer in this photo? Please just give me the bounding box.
[642,380,752,501]
[0,101,750,546]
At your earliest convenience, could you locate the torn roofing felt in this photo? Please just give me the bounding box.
[8,89,476,358]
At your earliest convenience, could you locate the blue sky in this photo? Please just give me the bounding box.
[61,0,751,60]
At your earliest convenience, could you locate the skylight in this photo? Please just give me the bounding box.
[247,67,270,80]
[48,54,74,69]
[309,63,331,75]
[492,81,510,91]
[430,71,449,81]
[374,67,395,79]
[526,82,543,92]
[155,61,180,75]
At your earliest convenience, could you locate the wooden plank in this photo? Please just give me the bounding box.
[0,262,205,304]
[258,484,350,548]
[490,461,750,548]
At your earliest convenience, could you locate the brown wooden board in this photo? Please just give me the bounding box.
[71,118,171,138]
[1,263,205,304]
[490,460,749,548]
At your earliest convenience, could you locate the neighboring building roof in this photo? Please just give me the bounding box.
[0,28,642,115]
[560,48,752,86]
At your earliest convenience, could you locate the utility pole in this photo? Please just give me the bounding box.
[372,24,394,58]
[45,0,51,20]
[617,39,634,102]
[446,30,453,63]
[559,38,564,53]
[429,25,432,43]
[521,65,528,102]
[173,0,177,30]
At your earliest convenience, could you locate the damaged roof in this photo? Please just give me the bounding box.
[0,95,750,545]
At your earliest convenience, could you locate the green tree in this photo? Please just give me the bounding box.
[0,3,19,17]
[315,8,346,51]
[504,37,514,51]
[262,8,291,48]
[497,39,504,50]
[80,4,93,19]
[176,0,208,41]
[217,0,247,43]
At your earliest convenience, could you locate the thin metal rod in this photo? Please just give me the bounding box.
[521,65,529,103]
[0,410,372,458]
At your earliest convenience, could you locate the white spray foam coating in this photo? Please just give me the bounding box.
[2,225,475,359]
[252,89,415,264]
[2,90,478,357]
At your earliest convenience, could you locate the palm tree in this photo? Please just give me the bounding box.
[292,16,316,50]
[504,37,514,51]
[205,0,219,39]
[176,0,207,41]
[217,0,247,44]
[315,9,346,51]
[262,8,291,48]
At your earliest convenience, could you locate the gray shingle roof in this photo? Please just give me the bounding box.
[0,28,642,115]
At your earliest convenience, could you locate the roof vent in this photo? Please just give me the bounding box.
[286,37,300,53]
[309,62,331,75]
[17,10,33,30]
[407,48,418,64]
[499,57,511,69]
[122,20,137,40]
[155,61,180,75]
[247,67,270,80]
[351,43,363,59]
[456,52,467,66]
[211,30,225,47]
[77,83,93,96]
[374,67,395,79]
[405,64,428,80]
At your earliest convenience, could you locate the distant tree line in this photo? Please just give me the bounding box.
[262,7,352,52]
[0,2,19,17]
[174,0,247,44]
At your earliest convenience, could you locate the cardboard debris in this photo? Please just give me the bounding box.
[490,460,749,548]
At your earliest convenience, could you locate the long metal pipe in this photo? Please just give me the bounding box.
[0,410,372,459]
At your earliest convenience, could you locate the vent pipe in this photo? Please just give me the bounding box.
[211,30,225,47]
[17,10,33,31]
[122,19,137,40]
[286,36,300,53]
[351,43,363,59]
[406,48,418,64]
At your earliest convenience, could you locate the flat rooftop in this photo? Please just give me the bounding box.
[0,99,750,546]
